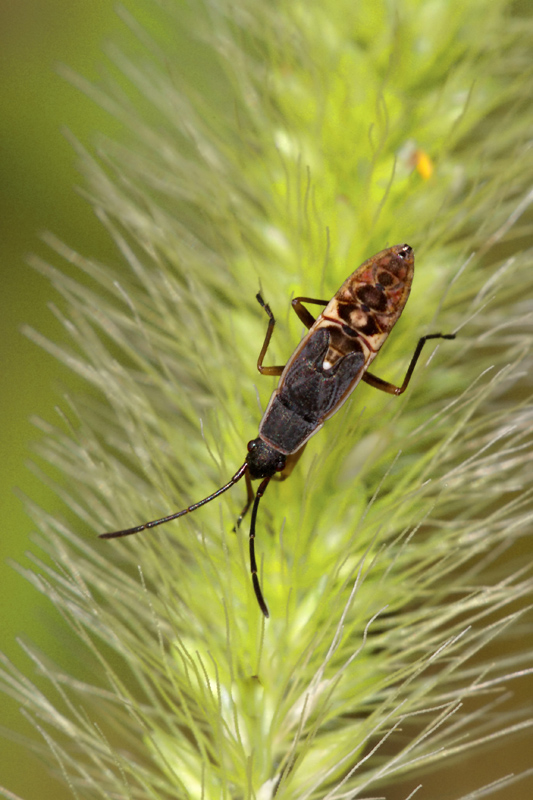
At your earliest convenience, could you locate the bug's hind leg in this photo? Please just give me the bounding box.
[256,293,330,376]
[256,293,330,374]
[363,333,456,395]
[291,296,328,329]
[256,294,285,376]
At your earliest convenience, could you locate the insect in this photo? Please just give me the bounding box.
[100,244,455,618]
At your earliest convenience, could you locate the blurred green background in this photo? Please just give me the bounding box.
[1,2,531,799]
[0,2,139,796]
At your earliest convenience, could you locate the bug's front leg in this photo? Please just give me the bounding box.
[234,470,255,530]
[274,445,307,481]
[363,333,456,395]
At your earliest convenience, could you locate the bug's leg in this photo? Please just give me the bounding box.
[363,333,456,395]
[256,293,285,376]
[256,293,329,374]
[291,296,328,329]
[249,476,271,618]
[274,443,307,481]
[234,469,255,530]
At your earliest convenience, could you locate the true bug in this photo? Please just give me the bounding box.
[101,244,455,618]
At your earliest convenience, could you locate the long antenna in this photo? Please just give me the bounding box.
[249,476,271,618]
[100,463,248,539]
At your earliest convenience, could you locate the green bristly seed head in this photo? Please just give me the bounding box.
[2,1,533,798]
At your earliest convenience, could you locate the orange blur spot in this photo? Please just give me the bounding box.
[413,149,433,180]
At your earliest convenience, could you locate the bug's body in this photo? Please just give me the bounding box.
[256,245,413,459]
[101,244,454,618]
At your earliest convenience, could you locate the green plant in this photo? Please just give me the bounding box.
[2,1,532,798]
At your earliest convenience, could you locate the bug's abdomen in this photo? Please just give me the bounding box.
[259,328,366,454]
[319,243,415,368]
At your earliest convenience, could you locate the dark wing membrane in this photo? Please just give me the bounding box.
[260,329,366,453]
[282,328,366,423]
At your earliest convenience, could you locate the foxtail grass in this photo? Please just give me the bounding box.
[2,1,533,798]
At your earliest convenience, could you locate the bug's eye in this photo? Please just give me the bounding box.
[398,244,412,259]
[247,440,257,452]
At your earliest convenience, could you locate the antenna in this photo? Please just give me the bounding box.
[249,476,272,618]
[100,462,248,539]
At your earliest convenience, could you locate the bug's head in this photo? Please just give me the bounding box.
[246,438,286,479]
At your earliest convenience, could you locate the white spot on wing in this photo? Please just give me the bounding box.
[323,359,333,370]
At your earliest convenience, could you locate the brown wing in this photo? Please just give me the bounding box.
[259,328,366,454]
